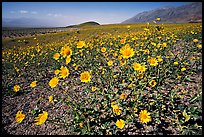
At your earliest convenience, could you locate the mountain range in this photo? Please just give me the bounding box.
[122,2,202,24]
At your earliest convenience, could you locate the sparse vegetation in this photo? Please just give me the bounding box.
[2,22,202,135]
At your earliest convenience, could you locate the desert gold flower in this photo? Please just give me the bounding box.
[120,44,134,59]
[80,71,91,83]
[133,63,141,71]
[53,53,60,60]
[112,105,122,115]
[59,66,69,79]
[116,119,125,129]
[111,102,116,107]
[77,41,86,48]
[144,28,149,31]
[91,86,97,92]
[101,47,106,53]
[15,111,25,123]
[72,63,76,67]
[13,85,20,92]
[148,58,158,66]
[197,44,202,49]
[120,39,125,44]
[49,77,59,88]
[66,56,71,64]
[139,65,146,72]
[133,107,137,113]
[30,81,37,88]
[149,80,157,87]
[177,75,182,79]
[120,93,127,100]
[34,111,48,125]
[118,55,122,60]
[75,66,79,70]
[156,17,160,21]
[174,62,179,65]
[139,110,151,123]
[120,60,126,66]
[182,110,190,122]
[60,45,72,58]
[49,95,54,104]
[107,60,113,66]
[162,43,167,47]
[151,42,156,46]
[193,39,198,43]
[79,122,83,128]
[181,67,186,71]
[102,70,105,75]
[157,56,163,62]
[54,69,60,75]
[113,53,118,57]
[138,73,144,79]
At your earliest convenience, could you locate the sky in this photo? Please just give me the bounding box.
[2,2,192,27]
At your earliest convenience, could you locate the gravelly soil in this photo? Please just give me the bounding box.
[2,71,202,135]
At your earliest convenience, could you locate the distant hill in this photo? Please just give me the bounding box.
[122,2,202,24]
[66,21,100,28]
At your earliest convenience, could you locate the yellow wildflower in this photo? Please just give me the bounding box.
[156,17,160,21]
[139,65,146,72]
[120,39,125,44]
[49,95,54,104]
[177,75,182,79]
[79,122,83,128]
[120,93,127,100]
[120,60,126,66]
[116,119,125,129]
[49,77,59,88]
[91,86,97,92]
[197,44,202,49]
[133,62,141,71]
[157,56,163,62]
[107,60,113,66]
[133,107,137,113]
[66,56,71,65]
[183,110,190,122]
[60,45,72,58]
[59,66,69,79]
[120,44,134,59]
[15,111,25,123]
[148,58,158,66]
[139,110,151,123]
[34,111,48,125]
[193,39,198,43]
[13,85,20,92]
[181,68,186,71]
[80,71,91,83]
[174,62,179,65]
[30,81,37,88]
[112,105,122,115]
[138,73,144,79]
[101,47,107,53]
[53,53,60,60]
[54,69,60,75]
[77,41,86,48]
[149,80,157,87]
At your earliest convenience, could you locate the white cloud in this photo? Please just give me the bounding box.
[47,13,62,17]
[54,14,62,17]
[31,11,37,14]
[47,13,53,16]
[19,10,28,14]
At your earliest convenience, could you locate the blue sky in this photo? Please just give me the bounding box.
[2,2,192,27]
